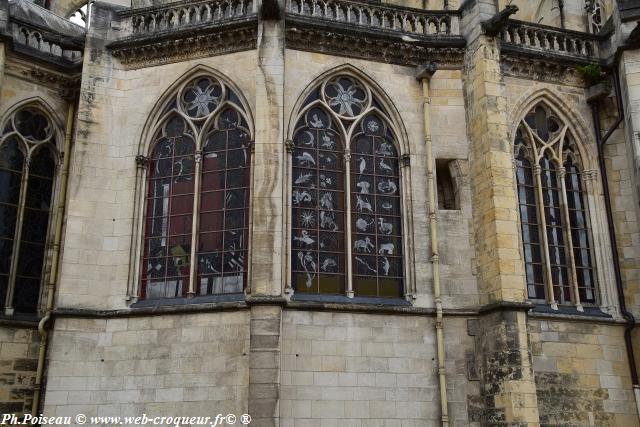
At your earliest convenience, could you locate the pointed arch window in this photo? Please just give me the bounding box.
[0,107,57,314]
[514,104,596,308]
[290,75,405,298]
[587,0,605,34]
[141,75,252,300]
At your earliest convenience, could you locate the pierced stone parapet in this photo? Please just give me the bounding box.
[6,0,86,69]
[500,20,603,61]
[286,0,459,37]
[121,0,256,36]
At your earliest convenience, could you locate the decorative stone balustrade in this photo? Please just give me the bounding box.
[286,0,459,37]
[10,22,83,63]
[121,0,256,36]
[500,20,601,60]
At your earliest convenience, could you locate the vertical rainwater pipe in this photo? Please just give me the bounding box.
[418,64,449,427]
[32,100,75,414]
[590,69,639,418]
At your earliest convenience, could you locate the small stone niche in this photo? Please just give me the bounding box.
[436,159,460,210]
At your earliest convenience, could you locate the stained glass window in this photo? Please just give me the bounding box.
[292,108,345,294]
[291,75,404,298]
[514,103,597,307]
[140,75,252,299]
[198,108,250,295]
[0,107,57,314]
[142,117,195,299]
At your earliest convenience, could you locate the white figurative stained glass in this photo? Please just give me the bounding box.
[291,74,404,298]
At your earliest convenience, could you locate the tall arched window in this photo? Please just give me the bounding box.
[0,107,57,314]
[141,74,252,300]
[290,74,404,298]
[514,103,596,309]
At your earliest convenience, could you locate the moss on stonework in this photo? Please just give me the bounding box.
[535,372,615,427]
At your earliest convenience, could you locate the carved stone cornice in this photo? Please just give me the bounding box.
[108,21,257,69]
[500,53,584,86]
[285,20,465,68]
[6,59,81,98]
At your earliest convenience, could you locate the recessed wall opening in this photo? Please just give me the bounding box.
[436,159,459,210]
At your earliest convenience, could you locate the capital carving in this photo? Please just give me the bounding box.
[285,139,295,153]
[344,149,352,163]
[135,155,150,168]
[401,154,411,168]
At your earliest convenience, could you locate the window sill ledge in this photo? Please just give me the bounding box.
[291,293,411,306]
[0,313,41,328]
[528,304,623,323]
[130,293,246,309]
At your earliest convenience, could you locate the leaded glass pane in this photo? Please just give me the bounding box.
[351,115,402,298]
[197,107,250,295]
[292,107,346,295]
[565,160,596,303]
[540,153,571,304]
[0,139,24,309]
[515,132,545,300]
[141,116,195,299]
[13,145,55,313]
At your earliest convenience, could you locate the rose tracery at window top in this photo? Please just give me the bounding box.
[141,75,251,300]
[291,74,404,298]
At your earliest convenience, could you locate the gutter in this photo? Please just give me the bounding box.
[589,68,639,416]
[417,63,449,427]
[31,99,75,414]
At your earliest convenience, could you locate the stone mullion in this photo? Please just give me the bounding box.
[5,156,30,315]
[581,169,610,308]
[284,139,293,295]
[128,155,149,302]
[558,166,583,310]
[187,150,203,297]
[533,164,559,309]
[344,149,354,298]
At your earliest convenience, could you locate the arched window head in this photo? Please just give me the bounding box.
[291,73,404,298]
[69,2,93,28]
[0,106,57,315]
[141,73,252,300]
[586,0,604,34]
[514,103,596,308]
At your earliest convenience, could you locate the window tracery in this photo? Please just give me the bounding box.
[69,2,92,28]
[141,75,251,300]
[0,107,57,314]
[586,0,604,34]
[514,103,596,308]
[291,74,404,298]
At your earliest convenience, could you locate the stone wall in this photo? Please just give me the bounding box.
[0,325,39,415]
[280,311,476,427]
[43,311,249,416]
[529,319,639,427]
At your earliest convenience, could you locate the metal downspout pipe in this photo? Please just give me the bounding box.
[418,64,449,427]
[590,69,640,418]
[31,100,75,414]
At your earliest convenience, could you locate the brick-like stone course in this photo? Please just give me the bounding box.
[43,312,249,420]
[0,326,39,416]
